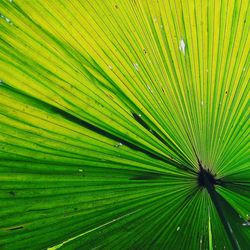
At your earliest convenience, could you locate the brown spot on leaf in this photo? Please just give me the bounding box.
[9,226,24,231]
[9,191,16,196]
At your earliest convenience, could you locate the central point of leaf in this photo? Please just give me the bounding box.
[198,166,216,188]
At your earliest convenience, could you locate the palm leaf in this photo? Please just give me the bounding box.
[0,0,249,249]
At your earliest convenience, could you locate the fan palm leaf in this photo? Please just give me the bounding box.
[0,0,249,249]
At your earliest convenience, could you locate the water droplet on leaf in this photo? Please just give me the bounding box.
[179,39,186,55]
